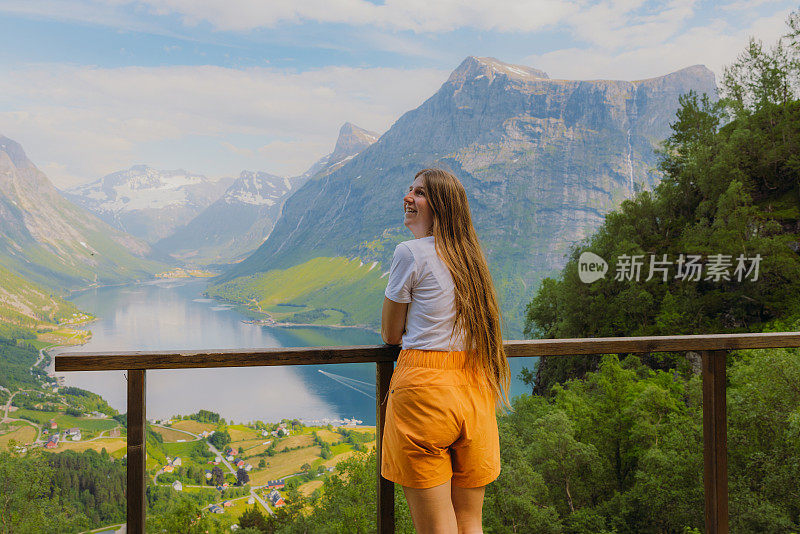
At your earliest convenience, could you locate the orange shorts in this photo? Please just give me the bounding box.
[380,348,501,489]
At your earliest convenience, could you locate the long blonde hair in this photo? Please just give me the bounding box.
[416,168,511,410]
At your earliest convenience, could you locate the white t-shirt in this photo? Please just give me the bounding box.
[384,236,466,351]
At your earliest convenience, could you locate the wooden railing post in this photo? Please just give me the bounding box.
[701,350,728,534]
[376,360,395,534]
[127,369,146,534]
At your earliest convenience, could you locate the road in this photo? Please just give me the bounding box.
[150,425,275,516]
[1,390,43,444]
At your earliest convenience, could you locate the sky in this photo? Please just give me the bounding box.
[0,0,796,189]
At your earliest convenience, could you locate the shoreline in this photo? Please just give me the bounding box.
[210,294,381,336]
[242,318,380,334]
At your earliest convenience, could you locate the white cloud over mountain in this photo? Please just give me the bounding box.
[0,64,448,188]
[524,7,793,80]
[129,0,576,33]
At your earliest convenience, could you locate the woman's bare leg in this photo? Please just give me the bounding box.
[402,479,458,534]
[450,484,485,534]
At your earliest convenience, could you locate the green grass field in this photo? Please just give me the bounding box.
[206,256,387,328]
[48,437,127,456]
[14,409,118,432]
[151,425,198,443]
[0,424,37,449]
[329,442,352,455]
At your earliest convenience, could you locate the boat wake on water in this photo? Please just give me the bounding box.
[317,370,375,399]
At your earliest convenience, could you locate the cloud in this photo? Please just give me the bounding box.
[135,0,578,33]
[566,0,698,49]
[523,7,794,81]
[0,63,449,188]
[0,0,202,43]
[221,141,254,157]
[1,0,579,33]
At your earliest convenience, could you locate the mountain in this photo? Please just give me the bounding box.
[64,165,235,242]
[154,170,297,264]
[0,264,83,329]
[212,57,717,336]
[0,136,163,291]
[155,122,378,265]
[327,122,379,170]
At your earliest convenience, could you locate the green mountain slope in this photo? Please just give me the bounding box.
[208,257,386,329]
[0,265,85,328]
[0,136,165,291]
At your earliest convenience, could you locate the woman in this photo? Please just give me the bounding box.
[381,168,511,534]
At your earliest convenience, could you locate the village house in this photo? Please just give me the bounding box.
[247,496,255,505]
[268,489,285,507]
[162,465,174,473]
[172,480,182,491]
[45,435,59,449]
[223,500,233,508]
[266,479,285,489]
[235,459,245,468]
[172,457,182,466]
[209,504,223,514]
[244,464,253,472]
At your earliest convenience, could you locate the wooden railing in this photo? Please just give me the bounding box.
[55,332,800,534]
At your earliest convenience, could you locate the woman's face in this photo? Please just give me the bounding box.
[403,175,434,238]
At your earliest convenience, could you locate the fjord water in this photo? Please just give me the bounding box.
[51,278,535,424]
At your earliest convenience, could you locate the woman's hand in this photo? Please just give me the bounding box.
[381,296,408,345]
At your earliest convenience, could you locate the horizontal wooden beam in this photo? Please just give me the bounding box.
[56,344,402,372]
[55,332,800,372]
[503,331,800,357]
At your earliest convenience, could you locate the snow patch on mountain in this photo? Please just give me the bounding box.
[223,171,290,206]
[67,165,228,214]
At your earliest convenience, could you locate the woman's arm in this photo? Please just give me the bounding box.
[381,296,408,345]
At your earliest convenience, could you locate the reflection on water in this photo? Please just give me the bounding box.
[52,279,381,424]
[51,278,536,424]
